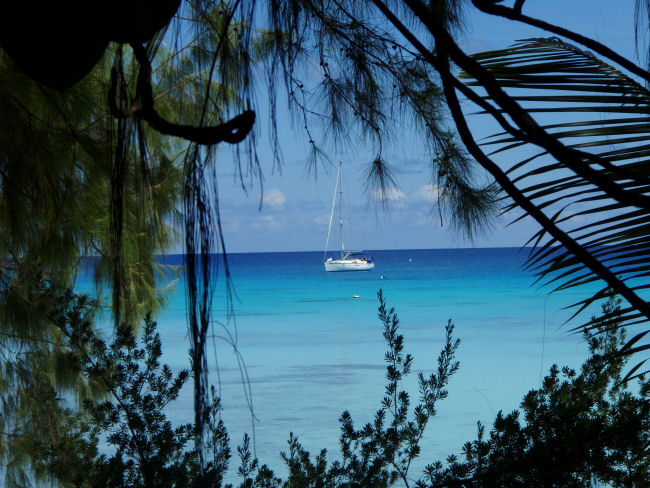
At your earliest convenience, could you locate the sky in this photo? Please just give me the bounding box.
[208,1,641,253]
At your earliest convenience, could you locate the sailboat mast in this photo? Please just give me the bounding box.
[339,161,343,259]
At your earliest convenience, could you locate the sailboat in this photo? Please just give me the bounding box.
[323,161,375,272]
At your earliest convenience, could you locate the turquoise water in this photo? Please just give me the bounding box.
[86,248,600,478]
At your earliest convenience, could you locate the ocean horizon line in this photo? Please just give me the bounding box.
[152,245,536,257]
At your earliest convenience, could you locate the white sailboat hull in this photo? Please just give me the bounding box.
[324,258,375,272]
[323,161,376,272]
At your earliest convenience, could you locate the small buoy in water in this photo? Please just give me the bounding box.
[380,275,385,279]
[353,295,360,299]
[409,258,412,262]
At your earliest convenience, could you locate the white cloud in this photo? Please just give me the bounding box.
[410,184,440,203]
[372,188,407,202]
[251,215,284,231]
[263,188,287,209]
[369,188,408,209]
[313,213,332,226]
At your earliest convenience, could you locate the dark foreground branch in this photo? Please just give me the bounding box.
[108,44,255,145]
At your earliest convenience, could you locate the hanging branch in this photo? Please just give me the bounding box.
[108,43,255,145]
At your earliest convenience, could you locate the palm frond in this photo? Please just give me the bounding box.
[466,37,650,370]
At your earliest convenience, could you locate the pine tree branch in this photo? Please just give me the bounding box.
[513,0,526,14]
[107,44,256,145]
[403,0,650,208]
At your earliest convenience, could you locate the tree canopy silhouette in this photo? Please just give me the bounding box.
[2,0,650,478]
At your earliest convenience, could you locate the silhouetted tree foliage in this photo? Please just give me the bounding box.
[422,296,650,488]
[26,289,650,487]
[274,290,460,488]
[22,284,231,487]
[0,40,187,482]
[3,0,650,482]
[26,289,458,487]
[0,0,181,90]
